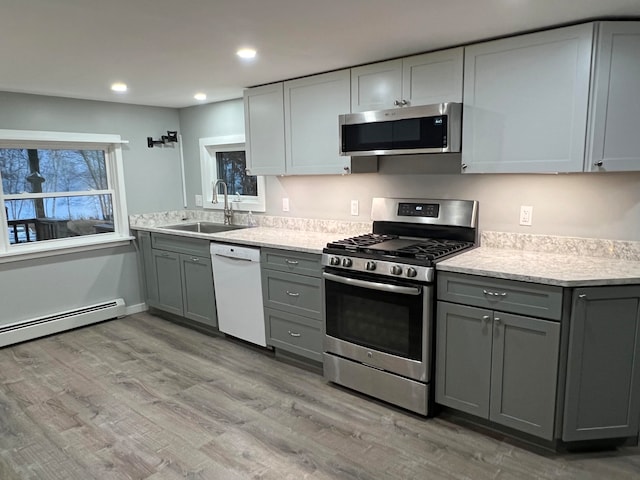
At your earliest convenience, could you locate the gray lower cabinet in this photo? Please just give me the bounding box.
[437,272,640,445]
[138,232,217,328]
[562,285,640,441]
[436,301,560,440]
[261,248,323,362]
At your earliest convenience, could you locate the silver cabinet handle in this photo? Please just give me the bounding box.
[494,317,501,325]
[288,330,301,337]
[578,294,587,299]
[483,289,507,298]
[482,315,491,323]
[286,290,300,297]
[594,161,603,167]
[191,257,199,262]
[285,259,299,265]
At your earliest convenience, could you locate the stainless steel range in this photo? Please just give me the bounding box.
[322,197,478,415]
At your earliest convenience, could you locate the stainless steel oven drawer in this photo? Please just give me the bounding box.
[437,272,563,321]
[266,308,322,362]
[324,353,430,416]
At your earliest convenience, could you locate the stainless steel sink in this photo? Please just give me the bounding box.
[160,222,247,234]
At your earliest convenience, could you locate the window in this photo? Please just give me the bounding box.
[200,135,265,212]
[0,129,130,258]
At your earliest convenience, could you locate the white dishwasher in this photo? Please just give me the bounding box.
[210,243,267,347]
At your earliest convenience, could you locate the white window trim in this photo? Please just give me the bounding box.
[0,129,131,261]
[199,135,266,213]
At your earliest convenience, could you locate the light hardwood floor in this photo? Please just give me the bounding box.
[0,312,638,479]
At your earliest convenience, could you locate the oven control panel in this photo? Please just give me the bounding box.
[322,254,434,283]
[397,202,439,218]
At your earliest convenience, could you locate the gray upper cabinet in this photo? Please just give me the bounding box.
[350,48,464,112]
[563,285,640,442]
[244,83,286,176]
[284,69,352,175]
[462,23,594,173]
[587,22,640,172]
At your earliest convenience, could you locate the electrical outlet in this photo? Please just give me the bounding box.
[520,205,533,226]
[350,199,359,216]
[195,194,203,207]
[282,197,290,212]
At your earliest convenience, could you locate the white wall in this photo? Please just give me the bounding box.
[177,98,640,242]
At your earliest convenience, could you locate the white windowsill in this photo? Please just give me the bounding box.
[0,235,135,263]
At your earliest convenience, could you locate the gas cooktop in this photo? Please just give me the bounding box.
[322,197,478,282]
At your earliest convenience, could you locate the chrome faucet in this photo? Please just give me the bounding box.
[212,180,233,225]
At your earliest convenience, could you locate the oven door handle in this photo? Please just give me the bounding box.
[322,272,422,296]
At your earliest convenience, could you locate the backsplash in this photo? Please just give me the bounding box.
[482,231,640,261]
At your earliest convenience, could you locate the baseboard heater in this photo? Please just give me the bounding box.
[0,298,126,348]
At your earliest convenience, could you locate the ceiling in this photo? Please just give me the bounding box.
[3,0,640,109]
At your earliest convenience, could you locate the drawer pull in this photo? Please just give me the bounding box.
[288,330,301,337]
[286,290,300,297]
[191,257,199,262]
[483,289,507,298]
[285,259,299,265]
[578,294,587,299]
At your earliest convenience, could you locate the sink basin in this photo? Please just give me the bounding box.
[160,222,247,234]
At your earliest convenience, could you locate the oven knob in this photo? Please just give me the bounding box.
[391,265,403,275]
[342,258,353,267]
[329,256,341,266]
[365,261,377,271]
[406,267,417,278]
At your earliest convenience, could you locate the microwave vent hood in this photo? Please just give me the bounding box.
[339,103,461,156]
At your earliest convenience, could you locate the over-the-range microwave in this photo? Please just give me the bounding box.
[339,102,461,156]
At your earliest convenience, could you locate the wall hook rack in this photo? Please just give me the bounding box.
[147,130,178,148]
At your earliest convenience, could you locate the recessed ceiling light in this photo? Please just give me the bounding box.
[111,82,128,93]
[194,93,207,101]
[236,48,257,59]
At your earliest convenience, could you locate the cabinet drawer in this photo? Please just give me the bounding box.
[151,233,210,257]
[261,248,321,277]
[437,272,563,321]
[265,308,322,362]
[262,270,322,319]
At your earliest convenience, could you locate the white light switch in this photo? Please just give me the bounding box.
[195,194,203,207]
[282,197,290,212]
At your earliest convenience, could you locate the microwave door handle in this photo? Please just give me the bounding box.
[322,272,421,296]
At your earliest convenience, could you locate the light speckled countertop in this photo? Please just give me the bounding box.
[130,211,369,254]
[437,247,640,287]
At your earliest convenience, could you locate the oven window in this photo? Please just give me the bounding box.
[325,276,423,360]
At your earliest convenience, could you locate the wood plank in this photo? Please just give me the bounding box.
[0,312,637,480]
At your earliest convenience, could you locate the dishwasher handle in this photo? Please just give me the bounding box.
[213,253,253,262]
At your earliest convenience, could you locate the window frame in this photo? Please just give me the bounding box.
[199,135,266,212]
[0,129,131,262]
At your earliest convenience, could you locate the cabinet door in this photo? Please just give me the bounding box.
[180,254,217,327]
[152,249,183,316]
[284,69,351,175]
[563,286,640,441]
[137,231,159,306]
[402,48,463,106]
[244,83,286,175]
[587,22,640,172]
[490,313,560,440]
[351,59,403,112]
[462,23,594,173]
[435,301,492,418]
